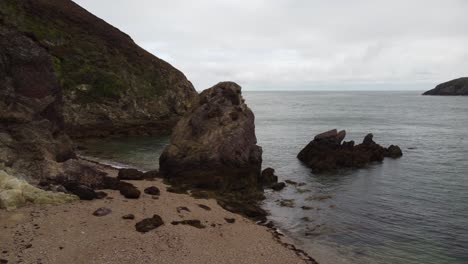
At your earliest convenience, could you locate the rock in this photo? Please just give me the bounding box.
[306,195,332,201]
[135,215,164,233]
[166,186,188,194]
[277,199,295,208]
[217,199,267,222]
[95,191,108,199]
[142,170,160,179]
[285,180,298,185]
[117,169,144,181]
[298,129,402,172]
[198,204,211,211]
[159,82,262,193]
[0,258,7,263]
[92,207,112,217]
[119,185,141,199]
[423,77,468,96]
[385,145,403,158]
[63,184,97,200]
[224,218,236,224]
[171,220,206,229]
[143,186,160,196]
[260,168,278,187]
[301,206,313,210]
[122,214,135,220]
[176,206,191,213]
[271,182,286,191]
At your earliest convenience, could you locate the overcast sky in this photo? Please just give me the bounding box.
[74,0,468,91]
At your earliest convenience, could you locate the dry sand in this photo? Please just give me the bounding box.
[0,163,311,264]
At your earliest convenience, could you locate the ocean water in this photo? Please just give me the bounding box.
[79,91,468,264]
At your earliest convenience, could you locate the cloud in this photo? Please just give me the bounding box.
[74,0,468,90]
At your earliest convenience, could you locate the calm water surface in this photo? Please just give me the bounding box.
[80,91,468,264]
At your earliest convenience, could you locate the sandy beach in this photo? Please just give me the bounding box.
[0,162,312,264]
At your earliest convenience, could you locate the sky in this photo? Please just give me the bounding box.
[74,0,468,91]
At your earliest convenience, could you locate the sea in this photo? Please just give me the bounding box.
[78,91,468,264]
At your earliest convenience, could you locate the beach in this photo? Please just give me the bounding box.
[0,161,311,264]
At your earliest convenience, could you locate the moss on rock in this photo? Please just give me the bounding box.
[0,170,78,211]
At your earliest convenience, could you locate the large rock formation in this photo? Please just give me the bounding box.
[423,77,468,96]
[298,129,402,172]
[160,82,263,193]
[0,0,198,138]
[0,24,75,181]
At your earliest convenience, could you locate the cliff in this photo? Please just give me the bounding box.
[0,0,198,137]
[423,77,468,96]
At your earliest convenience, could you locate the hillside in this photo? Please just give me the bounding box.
[423,77,468,96]
[0,0,198,137]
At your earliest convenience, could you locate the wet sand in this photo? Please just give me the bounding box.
[0,164,310,264]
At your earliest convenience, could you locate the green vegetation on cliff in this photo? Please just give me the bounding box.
[0,0,197,137]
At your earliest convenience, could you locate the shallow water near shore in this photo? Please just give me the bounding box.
[79,91,468,264]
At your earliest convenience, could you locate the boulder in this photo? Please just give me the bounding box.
[117,169,144,180]
[144,186,160,196]
[298,129,402,172]
[159,82,262,193]
[260,168,278,187]
[142,170,160,179]
[119,184,141,199]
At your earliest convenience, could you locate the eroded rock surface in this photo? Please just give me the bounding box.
[298,129,402,172]
[160,82,262,193]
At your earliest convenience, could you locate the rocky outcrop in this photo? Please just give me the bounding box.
[423,77,468,96]
[0,24,76,181]
[298,129,402,172]
[0,0,198,138]
[160,82,263,193]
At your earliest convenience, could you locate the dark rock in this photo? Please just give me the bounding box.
[122,214,135,220]
[301,206,313,210]
[159,82,262,193]
[166,186,188,194]
[144,186,160,196]
[198,204,211,211]
[177,207,192,214]
[385,145,403,158]
[170,220,205,229]
[64,184,97,200]
[117,169,144,180]
[285,180,298,185]
[92,207,112,217]
[271,182,286,191]
[142,170,160,179]
[423,77,468,96]
[135,215,164,233]
[0,259,7,264]
[119,185,141,199]
[298,129,402,172]
[224,218,236,224]
[95,191,108,199]
[260,168,278,187]
[217,199,267,222]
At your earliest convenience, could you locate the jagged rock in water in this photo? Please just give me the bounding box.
[297,129,402,172]
[159,82,263,193]
[0,0,198,138]
[423,77,468,96]
[260,168,278,187]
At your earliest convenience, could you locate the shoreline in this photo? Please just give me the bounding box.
[0,158,318,264]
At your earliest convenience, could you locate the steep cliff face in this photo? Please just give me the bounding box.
[0,24,75,180]
[423,77,468,96]
[0,0,198,137]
